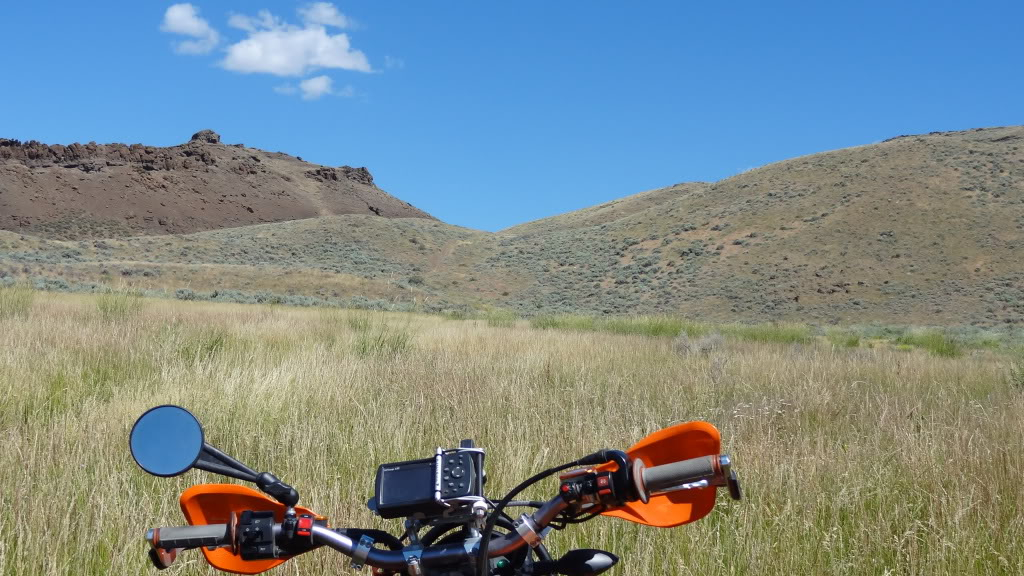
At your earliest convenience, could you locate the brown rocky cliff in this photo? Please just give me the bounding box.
[0,130,434,239]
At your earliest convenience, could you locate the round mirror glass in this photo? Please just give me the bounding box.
[130,405,204,477]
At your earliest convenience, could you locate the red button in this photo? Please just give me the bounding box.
[598,488,612,496]
[561,484,570,492]
[297,517,313,536]
[597,476,610,488]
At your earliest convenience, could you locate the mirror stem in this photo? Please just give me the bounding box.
[193,443,259,483]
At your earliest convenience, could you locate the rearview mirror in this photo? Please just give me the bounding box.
[130,405,301,506]
[130,405,204,477]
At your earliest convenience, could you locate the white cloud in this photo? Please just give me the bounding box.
[227,10,281,33]
[275,78,354,100]
[221,4,370,76]
[299,2,350,28]
[273,83,298,95]
[299,75,333,100]
[161,3,219,55]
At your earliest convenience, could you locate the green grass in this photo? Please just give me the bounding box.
[826,329,862,348]
[0,283,34,319]
[894,329,963,358]
[352,315,414,358]
[178,328,230,364]
[1009,350,1024,392]
[96,287,143,321]
[483,309,518,328]
[529,314,814,346]
[602,315,687,337]
[719,322,813,344]
[530,314,597,331]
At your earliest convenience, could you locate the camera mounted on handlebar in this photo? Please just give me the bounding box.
[369,442,486,520]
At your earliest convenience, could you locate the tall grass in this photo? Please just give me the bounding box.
[1010,350,1024,393]
[894,329,963,358]
[529,314,814,345]
[96,287,143,321]
[483,309,518,328]
[0,283,34,319]
[826,328,861,348]
[1,293,1021,575]
[718,322,813,344]
[351,313,414,358]
[530,313,597,331]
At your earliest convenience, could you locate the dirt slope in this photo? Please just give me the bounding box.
[0,130,433,239]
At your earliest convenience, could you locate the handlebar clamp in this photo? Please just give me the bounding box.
[350,534,375,571]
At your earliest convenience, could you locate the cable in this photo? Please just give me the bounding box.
[475,449,615,576]
[548,506,606,530]
[475,462,576,575]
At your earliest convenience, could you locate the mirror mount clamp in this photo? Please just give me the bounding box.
[257,472,300,507]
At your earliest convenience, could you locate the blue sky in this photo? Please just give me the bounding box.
[2,1,1021,231]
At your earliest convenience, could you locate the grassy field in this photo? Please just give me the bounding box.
[1,291,1023,575]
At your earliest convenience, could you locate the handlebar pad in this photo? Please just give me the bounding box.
[155,524,230,550]
[642,456,716,494]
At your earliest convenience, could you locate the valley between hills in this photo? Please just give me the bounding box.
[2,126,1022,327]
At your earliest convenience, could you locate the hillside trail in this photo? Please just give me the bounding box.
[429,238,479,273]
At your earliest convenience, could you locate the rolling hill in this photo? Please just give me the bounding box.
[1,126,1022,326]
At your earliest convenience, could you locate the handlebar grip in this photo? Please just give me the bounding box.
[641,456,716,495]
[153,524,230,550]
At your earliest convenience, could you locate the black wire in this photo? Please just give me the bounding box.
[475,461,580,576]
[505,500,546,508]
[558,507,606,525]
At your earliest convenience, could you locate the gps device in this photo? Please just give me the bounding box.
[372,446,485,519]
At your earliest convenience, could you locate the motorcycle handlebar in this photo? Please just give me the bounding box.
[313,496,569,571]
[148,498,570,571]
[641,456,718,495]
[146,453,738,570]
[148,524,231,550]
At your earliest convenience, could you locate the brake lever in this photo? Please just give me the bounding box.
[727,470,742,501]
[147,545,178,570]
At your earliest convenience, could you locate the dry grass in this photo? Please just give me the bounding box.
[1,293,1022,575]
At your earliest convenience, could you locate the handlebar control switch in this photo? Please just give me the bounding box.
[559,471,623,512]
[238,510,278,560]
[296,514,315,538]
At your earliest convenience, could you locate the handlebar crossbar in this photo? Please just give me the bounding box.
[149,497,570,571]
[314,497,569,570]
